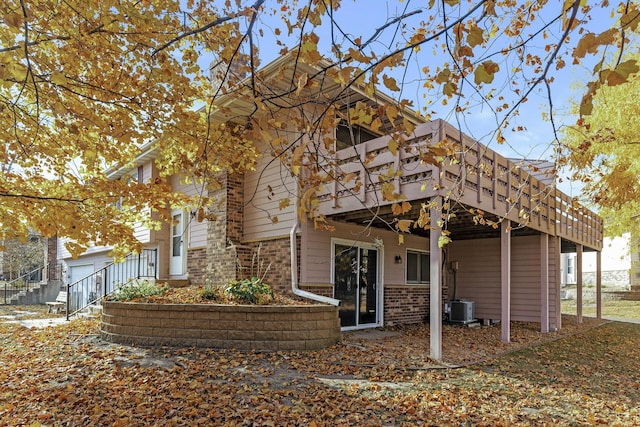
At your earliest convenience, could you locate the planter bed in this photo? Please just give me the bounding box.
[100,301,341,351]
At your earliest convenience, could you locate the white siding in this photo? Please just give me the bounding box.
[300,220,430,285]
[169,175,207,249]
[244,153,297,241]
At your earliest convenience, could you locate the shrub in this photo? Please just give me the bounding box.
[224,277,274,304]
[200,285,224,302]
[111,279,168,302]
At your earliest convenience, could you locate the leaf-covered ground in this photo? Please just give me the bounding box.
[1,306,639,426]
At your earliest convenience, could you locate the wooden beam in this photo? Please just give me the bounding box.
[596,250,602,319]
[541,233,549,333]
[501,219,511,343]
[430,197,443,361]
[576,244,583,324]
[554,236,562,331]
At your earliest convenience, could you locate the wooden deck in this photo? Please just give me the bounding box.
[317,119,603,251]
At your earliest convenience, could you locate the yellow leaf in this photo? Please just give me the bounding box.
[396,219,412,233]
[438,234,452,247]
[474,61,499,84]
[295,72,308,95]
[348,47,372,63]
[386,104,399,122]
[278,198,290,210]
[443,81,456,96]
[50,71,67,85]
[398,234,404,245]
[466,25,485,47]
[383,75,401,91]
[435,68,451,84]
[388,139,398,156]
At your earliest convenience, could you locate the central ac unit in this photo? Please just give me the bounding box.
[449,300,475,323]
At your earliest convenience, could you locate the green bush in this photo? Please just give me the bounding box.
[224,277,274,304]
[111,279,168,301]
[200,285,224,302]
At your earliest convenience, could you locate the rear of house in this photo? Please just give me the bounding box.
[58,56,603,352]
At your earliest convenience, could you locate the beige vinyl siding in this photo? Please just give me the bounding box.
[243,154,297,241]
[300,219,430,285]
[169,174,207,249]
[449,234,558,323]
[448,238,501,320]
[511,235,542,322]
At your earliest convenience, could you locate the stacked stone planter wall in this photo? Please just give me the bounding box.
[100,301,341,351]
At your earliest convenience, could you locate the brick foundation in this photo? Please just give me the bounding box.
[100,301,340,350]
[383,285,430,326]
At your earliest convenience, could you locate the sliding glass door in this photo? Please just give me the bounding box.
[333,242,379,328]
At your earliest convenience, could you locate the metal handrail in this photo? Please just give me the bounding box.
[66,249,157,319]
[2,262,63,305]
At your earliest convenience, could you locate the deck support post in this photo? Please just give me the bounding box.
[429,197,443,361]
[501,219,511,343]
[540,233,549,333]
[576,244,583,324]
[554,237,562,330]
[596,250,602,319]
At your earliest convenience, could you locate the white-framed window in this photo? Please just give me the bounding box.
[406,249,430,284]
[567,257,574,275]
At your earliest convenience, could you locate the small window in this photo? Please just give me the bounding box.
[137,165,144,183]
[406,250,430,284]
[567,257,574,275]
[335,121,379,150]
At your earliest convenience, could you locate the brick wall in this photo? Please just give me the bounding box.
[187,247,207,285]
[244,237,296,294]
[299,284,333,298]
[101,301,340,350]
[383,285,430,326]
[206,172,244,286]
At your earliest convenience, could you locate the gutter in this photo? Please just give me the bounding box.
[290,218,341,306]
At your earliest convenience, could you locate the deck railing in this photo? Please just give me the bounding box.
[1,262,63,305]
[318,119,603,250]
[66,249,157,319]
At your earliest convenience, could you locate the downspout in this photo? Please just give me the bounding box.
[290,217,341,306]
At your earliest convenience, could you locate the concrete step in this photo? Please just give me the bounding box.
[160,279,191,288]
[79,304,103,319]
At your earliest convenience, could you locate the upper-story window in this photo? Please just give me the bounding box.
[335,121,379,151]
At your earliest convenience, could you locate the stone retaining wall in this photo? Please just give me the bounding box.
[100,301,341,351]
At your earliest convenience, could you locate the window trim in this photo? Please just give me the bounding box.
[406,249,430,285]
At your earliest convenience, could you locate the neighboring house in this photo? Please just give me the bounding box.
[58,55,604,358]
[561,234,630,289]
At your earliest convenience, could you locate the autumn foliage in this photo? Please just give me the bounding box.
[2,0,639,253]
[1,310,639,425]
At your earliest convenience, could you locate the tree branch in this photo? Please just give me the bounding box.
[152,0,266,55]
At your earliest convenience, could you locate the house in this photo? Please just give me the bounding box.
[561,235,630,289]
[58,55,604,359]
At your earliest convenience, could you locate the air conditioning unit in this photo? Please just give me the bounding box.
[449,300,475,323]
